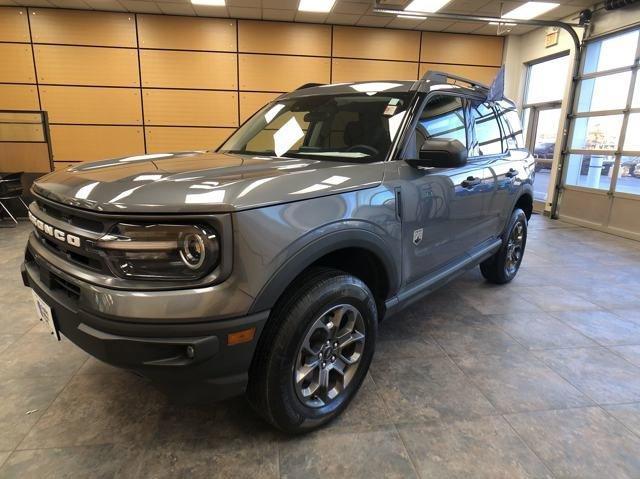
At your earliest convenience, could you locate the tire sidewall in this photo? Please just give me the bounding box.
[268,278,377,432]
[501,209,527,281]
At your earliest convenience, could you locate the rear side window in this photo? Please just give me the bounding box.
[497,106,525,149]
[470,103,503,157]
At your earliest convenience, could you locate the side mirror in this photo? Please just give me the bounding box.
[406,138,468,168]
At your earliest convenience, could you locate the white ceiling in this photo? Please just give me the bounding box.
[0,0,595,35]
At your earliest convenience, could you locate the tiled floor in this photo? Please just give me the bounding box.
[2,214,640,478]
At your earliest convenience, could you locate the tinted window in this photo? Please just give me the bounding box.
[470,103,503,156]
[497,104,525,149]
[415,95,466,153]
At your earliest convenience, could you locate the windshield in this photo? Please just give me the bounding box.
[219,92,412,163]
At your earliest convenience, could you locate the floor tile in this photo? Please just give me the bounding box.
[0,300,39,335]
[506,407,640,479]
[328,374,393,429]
[0,334,20,355]
[0,444,140,479]
[603,402,640,437]
[610,344,640,367]
[18,372,167,449]
[489,312,597,350]
[398,416,552,479]
[0,330,87,381]
[551,310,640,346]
[0,376,69,451]
[455,351,593,413]
[371,355,497,423]
[457,287,542,315]
[129,438,279,479]
[535,348,640,404]
[279,425,418,479]
[512,286,602,312]
[423,313,528,357]
[374,336,445,362]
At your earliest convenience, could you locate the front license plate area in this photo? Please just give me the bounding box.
[32,291,60,340]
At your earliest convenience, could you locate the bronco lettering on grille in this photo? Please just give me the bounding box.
[29,211,82,248]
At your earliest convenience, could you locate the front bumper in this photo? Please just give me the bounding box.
[21,253,269,402]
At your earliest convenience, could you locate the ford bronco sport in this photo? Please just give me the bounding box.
[22,72,534,433]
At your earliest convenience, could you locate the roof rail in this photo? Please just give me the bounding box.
[421,71,489,91]
[295,83,325,90]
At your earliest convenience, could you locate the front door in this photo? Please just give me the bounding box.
[398,94,496,285]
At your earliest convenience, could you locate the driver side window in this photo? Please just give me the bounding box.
[411,95,467,158]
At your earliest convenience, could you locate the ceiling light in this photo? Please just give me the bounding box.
[397,14,426,19]
[298,0,335,13]
[190,0,225,5]
[404,0,451,13]
[502,2,559,20]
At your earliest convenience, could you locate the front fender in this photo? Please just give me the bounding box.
[248,227,400,314]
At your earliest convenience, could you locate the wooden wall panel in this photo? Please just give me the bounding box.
[140,50,237,90]
[145,127,234,153]
[30,9,137,47]
[40,86,142,124]
[0,143,50,173]
[143,90,238,127]
[239,54,330,92]
[333,58,418,83]
[240,92,280,122]
[0,85,39,110]
[137,15,236,51]
[238,20,331,56]
[0,7,29,42]
[419,63,500,85]
[0,44,35,83]
[333,26,420,62]
[421,32,503,66]
[34,45,139,87]
[50,125,144,161]
[0,124,43,141]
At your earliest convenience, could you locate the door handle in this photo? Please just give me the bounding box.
[461,176,481,189]
[505,168,519,178]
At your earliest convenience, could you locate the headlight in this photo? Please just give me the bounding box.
[94,223,219,281]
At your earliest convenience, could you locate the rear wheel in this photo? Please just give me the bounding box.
[247,268,377,434]
[480,208,527,284]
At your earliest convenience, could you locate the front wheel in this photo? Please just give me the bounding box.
[247,268,377,434]
[480,208,528,284]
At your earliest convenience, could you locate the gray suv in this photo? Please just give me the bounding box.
[22,72,534,433]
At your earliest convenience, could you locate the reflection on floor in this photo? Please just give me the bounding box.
[2,215,640,478]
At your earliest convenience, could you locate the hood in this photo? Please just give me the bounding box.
[33,151,384,214]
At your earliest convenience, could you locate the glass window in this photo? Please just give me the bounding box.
[417,95,467,147]
[633,74,640,108]
[577,72,632,112]
[496,104,525,149]
[624,113,640,151]
[526,55,570,104]
[570,115,624,150]
[583,30,639,74]
[220,93,410,163]
[565,154,615,190]
[616,156,640,195]
[470,103,503,156]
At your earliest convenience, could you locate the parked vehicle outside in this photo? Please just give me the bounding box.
[22,73,534,433]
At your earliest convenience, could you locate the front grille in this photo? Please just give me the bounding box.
[32,196,113,276]
[51,272,81,301]
[36,200,105,234]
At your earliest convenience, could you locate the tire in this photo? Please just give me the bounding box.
[480,208,527,284]
[247,267,377,434]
